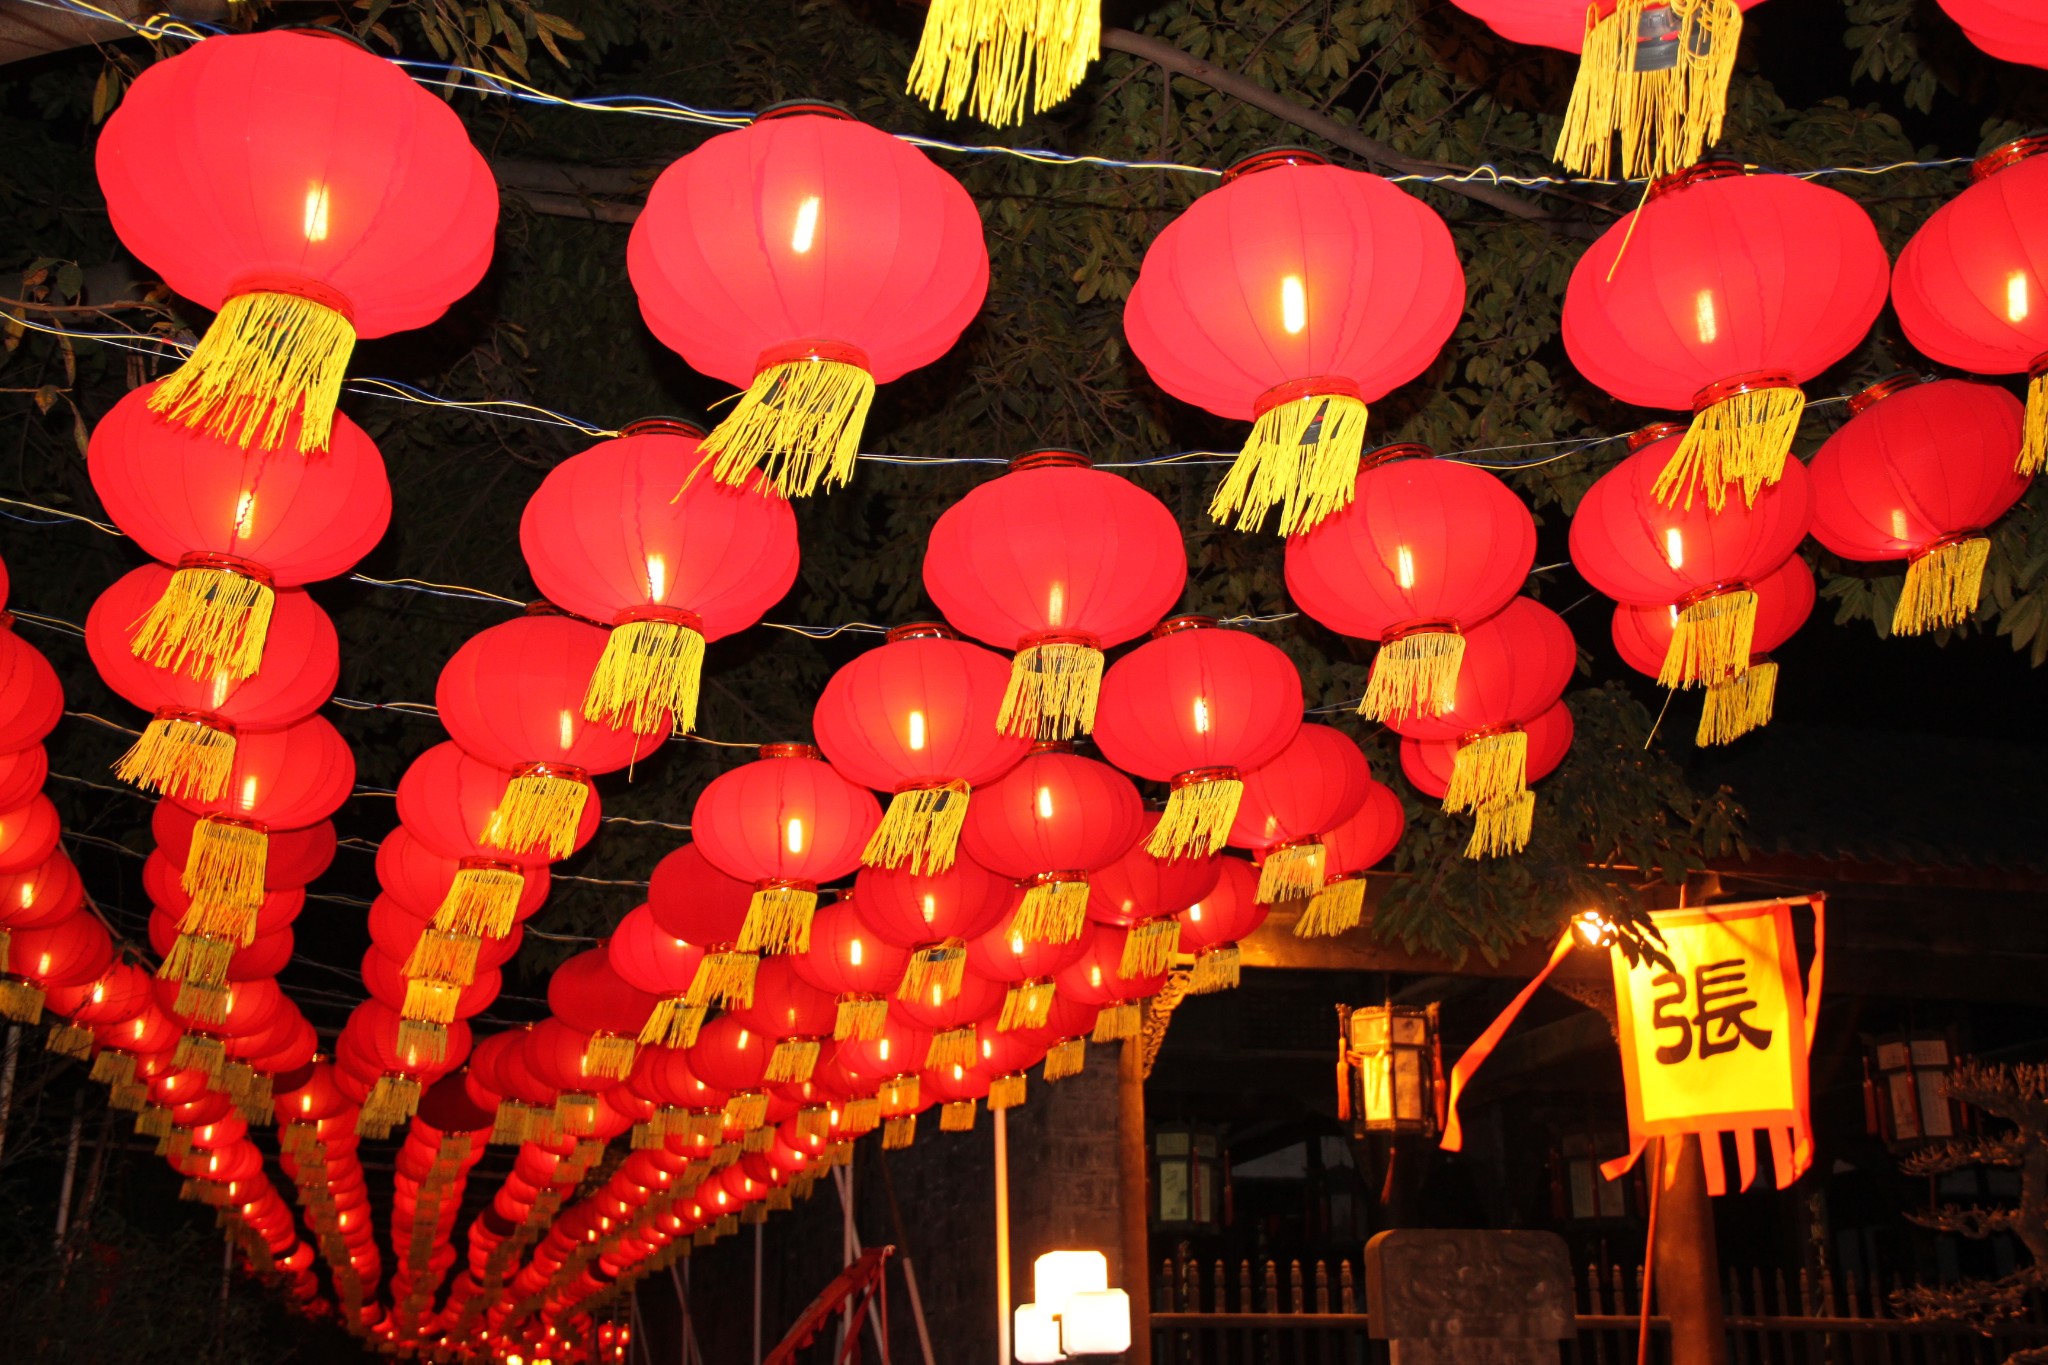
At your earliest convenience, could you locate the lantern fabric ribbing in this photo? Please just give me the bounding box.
[960,743,1145,947]
[813,625,1028,875]
[1892,140,2048,474]
[908,0,1100,126]
[923,450,1185,740]
[94,30,498,453]
[1124,153,1465,535]
[1084,811,1221,979]
[1295,780,1406,939]
[1562,166,1887,510]
[792,894,912,1042]
[1284,447,1535,721]
[1093,617,1303,859]
[626,107,988,498]
[1614,556,1813,744]
[1934,1,2048,67]
[520,420,800,737]
[1228,723,1372,908]
[1175,857,1265,993]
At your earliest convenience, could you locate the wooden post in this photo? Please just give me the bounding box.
[1654,1134,1730,1365]
[1119,1037,1152,1365]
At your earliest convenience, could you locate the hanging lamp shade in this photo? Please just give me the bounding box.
[647,842,760,1013]
[1933,1,2048,66]
[143,851,304,944]
[730,956,840,1084]
[396,742,600,870]
[1614,554,1813,746]
[1387,598,1574,858]
[966,893,1091,1032]
[626,106,989,498]
[1052,923,1166,1045]
[375,826,548,943]
[94,30,497,454]
[607,904,709,1050]
[2,911,112,1022]
[791,893,913,1043]
[548,950,662,1084]
[907,0,1100,125]
[0,627,61,753]
[341,1001,468,1134]
[1809,374,2028,634]
[893,969,1006,1072]
[814,623,1029,876]
[1227,722,1372,907]
[1570,420,1811,695]
[520,420,801,738]
[1093,616,1304,859]
[923,450,1186,741]
[152,803,334,892]
[1401,699,1574,861]
[359,947,498,1025]
[363,934,503,1071]
[88,566,337,803]
[1563,165,1887,510]
[688,1013,776,1131]
[0,854,83,930]
[1125,151,1465,535]
[853,854,1011,1008]
[436,614,662,861]
[1175,857,1266,994]
[960,742,1145,950]
[1083,809,1221,980]
[834,1011,935,1117]
[1293,780,1406,940]
[0,747,47,816]
[1284,446,1535,721]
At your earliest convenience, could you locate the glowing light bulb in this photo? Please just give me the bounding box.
[1187,901,1204,923]
[1891,508,1911,541]
[645,554,669,602]
[1088,965,1102,988]
[1663,527,1685,570]
[790,196,821,254]
[1191,696,1212,734]
[1395,546,1416,591]
[849,937,864,966]
[2008,271,2031,324]
[240,775,260,811]
[907,710,927,751]
[302,184,331,242]
[920,894,938,925]
[1047,582,1067,627]
[930,984,944,1007]
[558,709,576,751]
[785,817,806,854]
[878,1038,891,1062]
[1036,785,1055,820]
[1693,289,1719,345]
[233,490,257,541]
[1010,933,1025,955]
[1281,275,1307,335]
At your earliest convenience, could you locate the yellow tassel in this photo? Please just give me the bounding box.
[402,977,463,1027]
[1188,944,1242,995]
[1120,918,1180,979]
[404,930,481,989]
[91,1050,136,1088]
[988,1072,1027,1111]
[907,0,1101,125]
[766,1038,821,1084]
[583,1033,638,1082]
[1043,1037,1086,1081]
[45,1021,92,1060]
[1146,775,1244,859]
[173,979,230,1025]
[1295,877,1366,939]
[147,289,355,454]
[999,979,1055,1032]
[1445,730,1528,816]
[175,1031,223,1076]
[742,1125,776,1153]
[738,884,817,955]
[1653,383,1805,512]
[834,993,888,1042]
[2021,373,2047,476]
[359,1074,423,1135]
[158,933,234,988]
[882,1114,917,1150]
[796,1106,831,1144]
[862,782,970,876]
[433,866,525,940]
[584,616,705,737]
[999,641,1104,741]
[1697,659,1777,746]
[1893,537,1991,636]
[700,357,874,499]
[940,1099,977,1133]
[639,996,708,1049]
[724,1091,768,1131]
[481,770,589,862]
[1210,392,1368,536]
[556,1092,599,1138]
[115,716,236,802]
[898,941,967,1003]
[136,1105,172,1139]
[176,899,259,949]
[220,1060,255,1103]
[686,950,758,1010]
[840,1097,881,1135]
[926,1026,976,1072]
[491,1101,531,1146]
[1660,589,1756,689]
[1011,877,1091,946]
[879,1074,921,1113]
[131,562,276,684]
[395,1018,448,1068]
[0,927,8,973]
[1360,630,1465,723]
[1092,999,1140,1043]
[183,818,268,913]
[1465,791,1537,860]
[1256,843,1325,905]
[1555,0,1743,181]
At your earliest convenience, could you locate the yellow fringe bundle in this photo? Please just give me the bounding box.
[1465,790,1536,860]
[1295,877,1366,939]
[395,1018,448,1068]
[1256,842,1326,905]
[2021,373,2046,476]
[1012,877,1090,946]
[135,1105,173,1139]
[926,1026,976,1072]
[841,1096,882,1135]
[131,563,275,683]
[1360,630,1464,723]
[1210,393,1369,536]
[583,1033,639,1082]
[738,884,816,955]
[434,866,525,940]
[1146,775,1243,859]
[172,979,229,1026]
[686,950,758,1010]
[358,1074,422,1136]
[999,979,1055,1031]
[701,358,874,499]
[115,716,235,802]
[1653,383,1805,512]
[1697,659,1777,746]
[584,616,705,737]
[879,1074,921,1113]
[1556,0,1743,181]
[724,1091,768,1131]
[898,940,967,1003]
[863,782,969,876]
[1092,999,1140,1043]
[1445,729,1529,816]
[834,993,887,1042]
[173,1032,223,1075]
[907,0,1100,125]
[183,818,268,915]
[91,1049,136,1089]
[110,1082,148,1112]
[1661,589,1757,689]
[1,979,48,1025]
[940,1100,977,1133]
[999,641,1104,741]
[45,1021,92,1060]
[742,1124,777,1154]
[1044,1036,1086,1080]
[481,771,589,862]
[148,289,354,454]
[795,1106,831,1145]
[1189,944,1242,995]
[402,977,462,1027]
[1120,918,1180,979]
[158,932,233,988]
[405,930,481,989]
[0,926,8,973]
[639,996,708,1048]
[556,1092,599,1138]
[766,1037,821,1084]
[989,1072,1027,1110]
[1894,536,1990,636]
[882,1113,918,1150]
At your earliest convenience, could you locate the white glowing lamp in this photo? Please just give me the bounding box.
[1014,1250,1132,1360]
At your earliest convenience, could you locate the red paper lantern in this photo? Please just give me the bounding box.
[396,742,599,871]
[0,747,47,814]
[835,1011,933,1121]
[1563,165,1887,509]
[359,948,498,1023]
[1228,722,1372,908]
[1175,857,1267,994]
[1081,810,1220,981]
[688,1014,775,1131]
[892,969,1005,1072]
[923,450,1186,740]
[1934,0,2048,66]
[1614,554,1814,745]
[791,893,912,1044]
[95,30,497,452]
[2,911,112,1022]
[153,803,334,891]
[730,956,839,1085]
[340,1001,468,1135]
[376,826,548,947]
[692,743,880,957]
[852,854,1010,1010]
[0,627,61,753]
[646,842,759,1013]
[1284,446,1535,720]
[150,909,292,983]
[520,420,801,736]
[1403,700,1573,797]
[1093,616,1304,859]
[607,904,709,1052]
[960,742,1145,950]
[627,106,988,497]
[0,854,83,930]
[966,895,1090,1033]
[0,796,61,876]
[87,381,390,681]
[1125,152,1465,535]
[1053,923,1165,1046]
[548,949,662,1082]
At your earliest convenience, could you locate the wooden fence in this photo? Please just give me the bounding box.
[1150,1257,2048,1365]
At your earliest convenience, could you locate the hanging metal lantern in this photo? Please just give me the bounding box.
[1151,1123,1225,1232]
[1338,1003,1442,1137]
[1866,1031,1965,1149]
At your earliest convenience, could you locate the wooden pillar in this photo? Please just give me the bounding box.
[1118,1037,1152,1365]
[1653,1135,1729,1365]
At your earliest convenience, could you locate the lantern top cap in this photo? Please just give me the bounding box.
[1973,135,2048,182]
[1625,421,1690,452]
[1008,449,1091,471]
[1222,148,1331,182]
[1151,614,1218,639]
[755,100,857,125]
[1027,740,1078,756]
[1645,160,1749,202]
[1361,442,1434,469]
[757,742,821,761]
[620,417,708,441]
[884,622,957,643]
[1847,371,1935,415]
